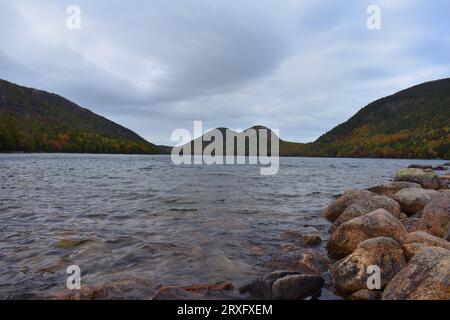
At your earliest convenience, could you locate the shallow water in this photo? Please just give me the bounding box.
[0,154,447,299]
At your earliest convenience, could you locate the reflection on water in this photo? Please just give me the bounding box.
[0,154,446,299]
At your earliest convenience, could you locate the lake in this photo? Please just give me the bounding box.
[0,154,447,299]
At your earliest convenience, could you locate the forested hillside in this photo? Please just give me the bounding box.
[0,79,158,154]
[283,78,450,159]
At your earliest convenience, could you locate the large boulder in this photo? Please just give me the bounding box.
[324,190,375,222]
[382,247,450,300]
[367,181,421,198]
[330,237,406,294]
[271,274,325,300]
[240,271,324,300]
[405,231,450,250]
[393,188,439,215]
[394,168,447,190]
[418,192,450,239]
[333,195,401,229]
[327,209,408,259]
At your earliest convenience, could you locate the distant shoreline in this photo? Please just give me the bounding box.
[0,151,448,162]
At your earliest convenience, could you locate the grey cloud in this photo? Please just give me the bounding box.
[0,0,449,145]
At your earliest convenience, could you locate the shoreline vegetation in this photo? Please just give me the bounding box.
[0,152,449,165]
[1,78,450,159]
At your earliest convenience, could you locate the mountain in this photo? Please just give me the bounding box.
[173,125,281,156]
[2,78,448,158]
[302,78,450,159]
[177,78,450,159]
[0,79,159,154]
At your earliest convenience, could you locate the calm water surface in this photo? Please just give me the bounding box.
[0,154,447,299]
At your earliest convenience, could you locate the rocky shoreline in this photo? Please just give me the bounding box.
[150,164,450,300]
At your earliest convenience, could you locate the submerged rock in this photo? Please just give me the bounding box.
[394,168,447,190]
[330,237,406,294]
[393,188,439,214]
[55,239,89,249]
[152,282,235,300]
[327,209,408,259]
[184,282,234,293]
[282,229,322,246]
[367,181,421,198]
[324,190,375,222]
[300,234,322,246]
[349,289,382,301]
[48,282,124,300]
[382,247,450,300]
[267,249,330,275]
[240,271,324,300]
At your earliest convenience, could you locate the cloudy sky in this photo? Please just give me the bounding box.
[0,0,449,145]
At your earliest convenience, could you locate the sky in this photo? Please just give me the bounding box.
[0,0,449,145]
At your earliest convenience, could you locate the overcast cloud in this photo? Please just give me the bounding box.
[0,0,449,145]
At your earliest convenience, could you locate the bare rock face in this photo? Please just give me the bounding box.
[405,231,450,250]
[367,181,421,198]
[267,249,330,275]
[240,271,324,300]
[324,190,375,222]
[382,247,450,300]
[394,168,448,190]
[349,289,382,300]
[333,195,401,228]
[330,237,406,294]
[327,209,408,259]
[393,188,439,215]
[419,192,450,239]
